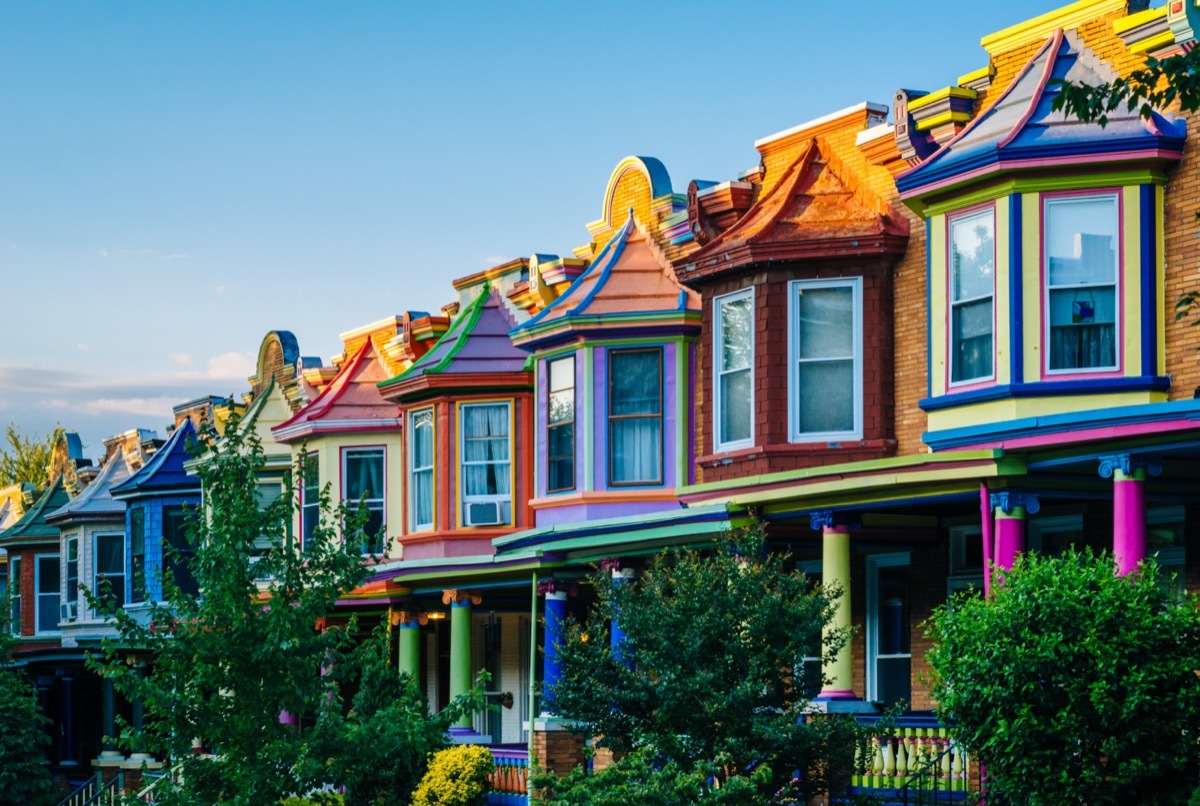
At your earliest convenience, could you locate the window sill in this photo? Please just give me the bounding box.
[920,375,1170,411]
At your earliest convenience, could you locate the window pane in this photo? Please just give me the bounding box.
[410,409,434,531]
[719,295,753,373]
[346,450,384,500]
[609,352,661,416]
[719,368,752,445]
[795,360,854,434]
[950,211,995,301]
[37,556,59,594]
[796,287,853,359]
[164,507,198,597]
[549,356,574,393]
[1046,197,1117,287]
[609,418,662,484]
[951,297,994,382]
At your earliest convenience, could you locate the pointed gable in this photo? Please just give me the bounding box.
[271,340,401,442]
[0,477,71,546]
[46,450,132,525]
[111,419,201,500]
[897,29,1186,201]
[680,137,909,281]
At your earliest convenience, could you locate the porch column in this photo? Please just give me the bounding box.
[394,610,426,682]
[128,660,153,762]
[1100,454,1160,576]
[991,492,1039,572]
[100,678,122,759]
[811,511,854,700]
[537,580,574,714]
[602,560,635,667]
[443,590,480,729]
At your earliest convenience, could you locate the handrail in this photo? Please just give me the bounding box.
[56,773,100,806]
[79,775,123,806]
[133,763,183,804]
[898,743,955,805]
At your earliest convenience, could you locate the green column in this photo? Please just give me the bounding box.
[820,524,855,698]
[447,592,474,729]
[398,612,422,682]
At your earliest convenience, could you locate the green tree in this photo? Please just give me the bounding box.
[0,609,52,806]
[1051,48,1200,128]
[0,423,64,491]
[926,549,1200,805]
[543,523,863,802]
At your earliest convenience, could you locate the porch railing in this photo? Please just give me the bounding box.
[486,746,529,806]
[849,716,973,802]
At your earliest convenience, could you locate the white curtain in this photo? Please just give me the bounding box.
[462,404,510,497]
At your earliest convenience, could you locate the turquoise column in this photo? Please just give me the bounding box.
[444,590,479,731]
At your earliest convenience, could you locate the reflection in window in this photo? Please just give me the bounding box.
[547,357,575,493]
[95,533,125,610]
[608,350,663,485]
[301,453,320,549]
[164,506,199,597]
[1046,195,1118,372]
[8,557,19,635]
[344,448,385,554]
[791,279,860,438]
[35,553,60,634]
[130,507,146,604]
[716,290,754,450]
[950,208,995,383]
[409,409,434,531]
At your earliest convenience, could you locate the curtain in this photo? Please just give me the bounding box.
[411,413,434,529]
[346,451,383,500]
[462,404,510,497]
[952,297,994,382]
[609,352,662,484]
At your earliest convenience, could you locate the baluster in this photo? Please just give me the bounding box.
[872,737,885,789]
[940,733,952,784]
[951,740,964,792]
[882,735,896,790]
[896,731,909,788]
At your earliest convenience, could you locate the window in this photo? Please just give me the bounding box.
[344,448,385,554]
[130,507,146,604]
[163,506,199,598]
[547,357,576,493]
[461,403,512,526]
[35,553,60,634]
[789,278,862,440]
[94,533,125,610]
[1148,506,1187,602]
[607,349,663,486]
[948,525,984,596]
[714,289,754,451]
[949,208,995,384]
[301,452,320,549]
[64,536,78,622]
[409,408,434,532]
[1045,194,1119,373]
[796,559,823,699]
[1028,514,1084,557]
[867,553,910,708]
[8,556,20,635]
[253,481,286,573]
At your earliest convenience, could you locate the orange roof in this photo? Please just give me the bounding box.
[272,340,400,442]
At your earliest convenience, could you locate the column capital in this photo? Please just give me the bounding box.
[809,510,859,532]
[537,579,578,598]
[442,589,482,607]
[1098,453,1163,480]
[600,558,636,579]
[390,610,428,627]
[990,491,1040,516]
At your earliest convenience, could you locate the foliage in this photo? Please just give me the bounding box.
[1051,47,1200,127]
[411,744,495,806]
[0,422,63,491]
[926,549,1200,805]
[278,795,344,806]
[0,610,52,806]
[88,418,373,805]
[298,627,488,806]
[547,521,863,799]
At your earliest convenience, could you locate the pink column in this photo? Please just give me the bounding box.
[1101,454,1156,577]
[989,492,1038,579]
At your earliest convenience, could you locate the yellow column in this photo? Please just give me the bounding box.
[815,512,855,700]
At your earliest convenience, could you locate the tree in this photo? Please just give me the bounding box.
[1051,48,1200,127]
[542,523,863,802]
[0,612,52,806]
[0,423,64,491]
[926,549,1200,805]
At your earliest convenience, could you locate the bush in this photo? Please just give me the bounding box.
[411,744,494,806]
[927,549,1200,805]
[279,794,344,806]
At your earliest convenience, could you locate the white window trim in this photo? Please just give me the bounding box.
[9,556,20,636]
[787,277,864,443]
[63,535,79,623]
[713,288,755,453]
[408,408,435,532]
[545,355,577,494]
[865,551,910,703]
[1042,193,1121,376]
[34,552,61,636]
[93,531,125,615]
[947,206,997,388]
[458,401,514,528]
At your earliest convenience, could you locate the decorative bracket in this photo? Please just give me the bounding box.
[989,491,1040,516]
[1098,453,1163,480]
[390,610,428,627]
[442,589,482,606]
[809,510,861,531]
[536,579,578,597]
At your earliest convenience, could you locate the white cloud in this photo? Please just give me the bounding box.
[170,353,195,367]
[79,396,182,418]
[76,342,92,352]
[205,352,254,380]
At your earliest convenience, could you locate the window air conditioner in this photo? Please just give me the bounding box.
[60,601,78,622]
[466,501,503,527]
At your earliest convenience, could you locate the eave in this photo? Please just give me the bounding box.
[379,370,533,406]
[679,233,909,282]
[508,310,701,350]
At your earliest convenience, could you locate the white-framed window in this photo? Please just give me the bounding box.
[546,356,576,494]
[409,408,435,532]
[301,452,320,549]
[714,288,754,451]
[948,524,984,596]
[796,559,824,699]
[607,349,664,486]
[788,278,863,441]
[94,532,125,610]
[866,552,910,708]
[460,402,513,527]
[8,556,20,635]
[343,448,385,554]
[948,207,995,385]
[63,536,79,622]
[1044,193,1119,373]
[35,553,60,634]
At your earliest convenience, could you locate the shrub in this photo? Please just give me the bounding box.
[411,744,494,806]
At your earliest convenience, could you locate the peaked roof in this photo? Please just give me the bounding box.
[46,450,132,524]
[0,477,71,546]
[380,283,529,394]
[272,340,401,442]
[897,28,1187,198]
[111,418,201,500]
[681,137,908,279]
[510,212,700,347]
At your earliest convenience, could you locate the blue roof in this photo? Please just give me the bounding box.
[111,418,200,500]
[897,29,1186,196]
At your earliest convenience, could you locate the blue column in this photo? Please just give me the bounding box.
[608,565,635,667]
[541,588,568,714]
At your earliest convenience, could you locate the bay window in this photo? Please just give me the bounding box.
[789,278,862,440]
[164,506,199,597]
[1045,194,1118,373]
[715,289,754,451]
[409,408,434,532]
[949,207,995,385]
[460,402,512,526]
[547,357,576,493]
[344,448,385,554]
[608,349,663,486]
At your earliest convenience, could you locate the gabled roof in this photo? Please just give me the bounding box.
[0,477,71,546]
[46,450,132,524]
[897,28,1186,200]
[510,212,700,348]
[379,283,530,396]
[111,418,201,500]
[680,137,909,280]
[271,340,401,442]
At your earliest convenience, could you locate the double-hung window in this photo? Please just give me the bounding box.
[344,448,385,554]
[608,349,663,486]
[949,208,995,385]
[547,357,576,493]
[35,553,60,634]
[64,536,79,621]
[715,289,754,451]
[789,278,862,441]
[164,506,199,598]
[409,408,435,532]
[301,452,320,549]
[460,402,512,526]
[130,507,146,604]
[866,552,910,708]
[8,556,20,635]
[94,533,125,610]
[1045,194,1119,373]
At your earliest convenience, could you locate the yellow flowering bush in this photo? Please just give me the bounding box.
[411,744,494,806]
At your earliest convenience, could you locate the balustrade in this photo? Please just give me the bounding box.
[487,747,529,805]
[850,719,973,801]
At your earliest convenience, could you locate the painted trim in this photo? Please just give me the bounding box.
[919,169,1168,218]
[926,218,933,400]
[787,277,864,443]
[920,375,1170,410]
[981,0,1127,55]
[582,348,595,493]
[713,288,755,453]
[675,340,687,488]
[454,399,516,530]
[544,354,578,496]
[1140,184,1157,378]
[1009,194,1024,385]
[906,85,977,112]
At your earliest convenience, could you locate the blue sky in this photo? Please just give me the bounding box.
[0,0,1077,456]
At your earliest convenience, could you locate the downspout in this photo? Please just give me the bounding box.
[528,570,538,802]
